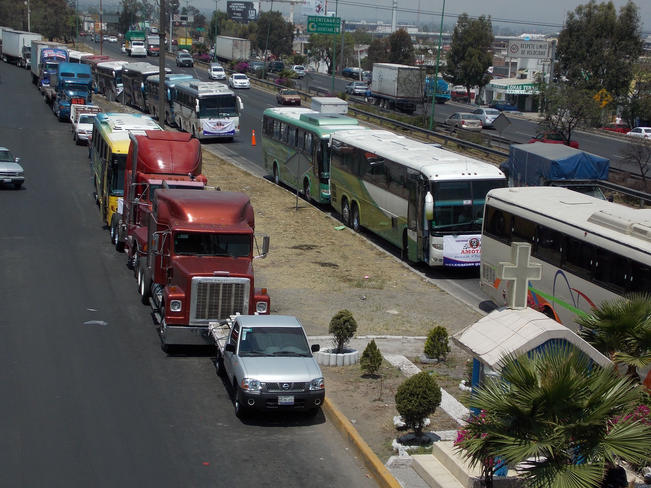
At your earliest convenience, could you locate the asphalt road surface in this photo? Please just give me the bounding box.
[0,60,377,488]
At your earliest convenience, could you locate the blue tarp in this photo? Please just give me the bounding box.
[501,143,609,186]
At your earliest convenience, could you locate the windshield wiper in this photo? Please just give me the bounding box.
[271,351,310,357]
[240,351,266,356]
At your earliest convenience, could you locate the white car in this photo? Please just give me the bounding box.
[129,41,147,57]
[228,73,250,89]
[107,35,118,43]
[627,127,651,139]
[471,107,501,128]
[291,65,305,78]
[209,63,226,80]
[0,147,24,189]
[73,113,98,145]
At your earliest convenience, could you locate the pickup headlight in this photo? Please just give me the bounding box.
[241,378,263,393]
[309,377,325,391]
[255,301,268,313]
[169,300,182,312]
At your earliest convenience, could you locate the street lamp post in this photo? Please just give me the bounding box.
[262,0,274,80]
[24,0,31,32]
[330,0,338,94]
[429,0,445,130]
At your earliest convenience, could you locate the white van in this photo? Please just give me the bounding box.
[209,63,226,80]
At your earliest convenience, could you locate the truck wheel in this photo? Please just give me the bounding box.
[111,219,125,253]
[303,179,311,202]
[215,356,225,377]
[137,265,150,305]
[234,384,248,419]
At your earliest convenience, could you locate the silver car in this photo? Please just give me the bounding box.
[472,107,501,128]
[218,315,325,418]
[444,112,483,132]
[0,147,24,189]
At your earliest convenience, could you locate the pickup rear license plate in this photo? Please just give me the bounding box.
[72,99,84,104]
[278,395,294,406]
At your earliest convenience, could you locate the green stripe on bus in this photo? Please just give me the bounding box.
[529,286,590,318]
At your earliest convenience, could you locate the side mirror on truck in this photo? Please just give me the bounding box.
[254,234,270,259]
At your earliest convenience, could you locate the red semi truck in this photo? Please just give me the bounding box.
[113,130,207,265]
[137,189,270,352]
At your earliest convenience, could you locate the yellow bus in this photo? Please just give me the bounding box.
[90,112,162,234]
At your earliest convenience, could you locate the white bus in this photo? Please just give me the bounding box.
[329,129,506,267]
[480,186,651,328]
[96,60,129,102]
[171,80,243,141]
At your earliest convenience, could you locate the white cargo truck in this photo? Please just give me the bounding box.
[370,63,425,114]
[1,29,42,68]
[214,36,251,62]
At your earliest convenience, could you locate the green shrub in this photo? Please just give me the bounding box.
[360,339,382,375]
[329,309,358,353]
[395,372,441,436]
[424,326,450,361]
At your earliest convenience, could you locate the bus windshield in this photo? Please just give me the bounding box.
[199,95,238,118]
[173,232,251,257]
[431,179,506,232]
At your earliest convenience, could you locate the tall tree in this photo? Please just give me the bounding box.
[621,62,651,129]
[445,13,493,101]
[366,37,389,66]
[456,344,651,488]
[118,0,140,33]
[307,33,334,74]
[557,1,643,97]
[388,28,415,65]
[31,0,76,40]
[255,10,293,58]
[538,82,601,145]
[577,293,651,381]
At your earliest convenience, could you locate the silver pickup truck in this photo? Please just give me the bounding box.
[210,315,325,418]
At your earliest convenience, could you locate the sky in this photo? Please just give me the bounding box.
[196,0,651,33]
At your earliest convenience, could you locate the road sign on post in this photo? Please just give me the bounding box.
[307,15,341,34]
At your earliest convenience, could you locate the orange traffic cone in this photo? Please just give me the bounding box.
[251,129,256,146]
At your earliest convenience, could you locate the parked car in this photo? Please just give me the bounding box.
[529,131,579,149]
[0,147,24,189]
[209,63,226,80]
[277,88,301,105]
[228,73,250,89]
[444,112,483,132]
[175,51,194,67]
[247,60,265,74]
[107,35,118,43]
[342,66,363,79]
[601,122,631,134]
[129,40,147,57]
[626,127,651,139]
[267,61,284,73]
[345,81,367,96]
[291,65,305,78]
[471,107,501,128]
[490,101,519,112]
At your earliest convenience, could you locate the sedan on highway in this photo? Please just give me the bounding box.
[0,147,24,189]
[277,88,301,105]
[228,73,250,89]
[627,127,651,139]
[472,107,501,128]
[444,113,483,132]
[345,81,367,95]
[601,122,631,134]
[209,63,226,80]
[529,131,579,149]
[176,51,194,67]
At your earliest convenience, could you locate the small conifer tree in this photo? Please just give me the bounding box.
[395,372,441,437]
[424,326,450,361]
[329,309,358,353]
[360,339,383,375]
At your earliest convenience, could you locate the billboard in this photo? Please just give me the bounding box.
[227,1,259,22]
[506,40,550,60]
[303,0,327,16]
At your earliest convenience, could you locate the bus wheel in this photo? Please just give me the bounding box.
[273,164,279,185]
[351,203,360,232]
[342,199,351,227]
[402,232,409,262]
[303,179,311,202]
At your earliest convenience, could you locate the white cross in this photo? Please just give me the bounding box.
[497,242,542,310]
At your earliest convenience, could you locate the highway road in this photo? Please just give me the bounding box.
[0,60,377,488]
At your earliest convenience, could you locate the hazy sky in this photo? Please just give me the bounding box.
[199,0,651,33]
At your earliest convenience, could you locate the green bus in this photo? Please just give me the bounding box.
[261,107,366,204]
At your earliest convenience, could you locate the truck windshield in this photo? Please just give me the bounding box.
[199,95,238,118]
[173,232,250,257]
[430,179,506,233]
[238,327,311,357]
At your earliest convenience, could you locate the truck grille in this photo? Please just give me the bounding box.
[265,382,307,393]
[190,277,250,325]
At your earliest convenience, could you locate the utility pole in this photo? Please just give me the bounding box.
[339,20,345,75]
[262,0,274,80]
[428,0,445,130]
[24,0,31,32]
[214,0,218,61]
[330,0,338,94]
[159,0,167,126]
[99,0,103,55]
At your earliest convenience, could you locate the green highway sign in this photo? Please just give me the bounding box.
[307,16,341,34]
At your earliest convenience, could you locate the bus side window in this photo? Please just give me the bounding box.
[594,249,629,293]
[511,215,535,244]
[293,128,299,148]
[273,120,280,140]
[562,236,593,281]
[534,225,562,266]
[288,125,296,146]
[630,263,651,292]
[304,133,313,154]
[297,129,305,151]
[484,207,511,243]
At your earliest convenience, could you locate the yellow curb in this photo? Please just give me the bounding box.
[323,397,402,488]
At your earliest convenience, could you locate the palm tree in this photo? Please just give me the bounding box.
[576,292,651,382]
[455,344,651,488]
